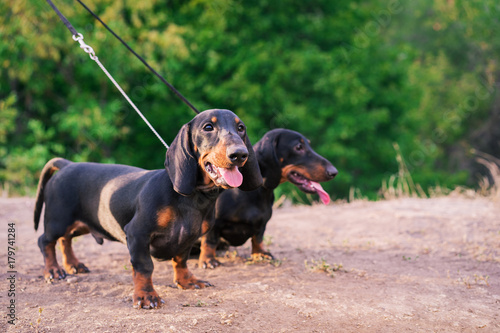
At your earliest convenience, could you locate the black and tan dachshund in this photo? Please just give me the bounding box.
[198,129,337,269]
[34,109,262,309]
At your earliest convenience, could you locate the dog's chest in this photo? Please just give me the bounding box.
[149,214,204,260]
[150,191,219,259]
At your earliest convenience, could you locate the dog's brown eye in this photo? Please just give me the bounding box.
[203,123,214,132]
[295,143,303,151]
[237,124,245,133]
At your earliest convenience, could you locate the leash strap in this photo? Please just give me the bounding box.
[46,0,78,35]
[46,0,169,149]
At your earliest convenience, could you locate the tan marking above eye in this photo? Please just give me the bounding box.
[211,116,217,123]
[235,117,240,123]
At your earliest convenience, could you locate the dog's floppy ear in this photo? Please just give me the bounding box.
[165,123,197,196]
[254,130,281,189]
[238,133,263,191]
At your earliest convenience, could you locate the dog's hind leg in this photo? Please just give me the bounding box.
[58,221,91,274]
[38,234,67,282]
[38,199,79,282]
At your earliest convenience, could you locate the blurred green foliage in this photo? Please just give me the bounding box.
[1,0,498,200]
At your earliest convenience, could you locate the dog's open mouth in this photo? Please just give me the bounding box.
[205,162,243,188]
[287,171,330,205]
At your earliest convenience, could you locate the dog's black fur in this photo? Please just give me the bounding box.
[34,109,262,308]
[198,129,337,268]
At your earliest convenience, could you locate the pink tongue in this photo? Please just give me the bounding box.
[219,166,243,187]
[311,181,330,205]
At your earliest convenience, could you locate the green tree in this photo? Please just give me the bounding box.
[1,0,497,200]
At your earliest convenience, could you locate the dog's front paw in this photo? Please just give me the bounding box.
[133,290,164,309]
[44,266,67,283]
[200,257,221,269]
[251,252,274,261]
[175,275,213,289]
[64,262,90,275]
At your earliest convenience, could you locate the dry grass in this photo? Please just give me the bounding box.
[380,145,500,201]
[304,258,346,278]
[474,151,500,201]
[380,143,427,200]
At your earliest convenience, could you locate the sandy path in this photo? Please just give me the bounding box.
[1,196,499,332]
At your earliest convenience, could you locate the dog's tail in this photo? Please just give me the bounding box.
[34,158,72,231]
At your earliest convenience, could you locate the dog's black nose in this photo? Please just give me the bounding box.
[326,165,338,179]
[227,146,248,166]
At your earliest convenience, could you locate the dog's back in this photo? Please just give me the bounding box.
[36,160,156,241]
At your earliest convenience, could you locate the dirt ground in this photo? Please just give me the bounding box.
[1,195,499,332]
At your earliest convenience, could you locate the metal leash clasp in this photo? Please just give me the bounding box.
[72,33,97,61]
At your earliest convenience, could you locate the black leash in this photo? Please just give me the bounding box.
[46,0,200,115]
[46,0,78,36]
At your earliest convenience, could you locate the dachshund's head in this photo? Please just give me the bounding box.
[254,129,337,204]
[165,109,262,196]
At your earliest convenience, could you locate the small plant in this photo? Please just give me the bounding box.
[305,258,345,277]
[182,299,220,307]
[182,300,206,307]
[30,307,43,332]
[402,255,419,261]
[474,274,490,286]
[456,270,490,289]
[195,300,206,307]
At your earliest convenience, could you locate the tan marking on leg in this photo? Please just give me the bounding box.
[250,236,273,261]
[44,241,58,270]
[251,237,266,254]
[172,255,212,289]
[43,241,66,280]
[201,219,212,235]
[199,236,220,269]
[132,269,162,308]
[59,221,90,274]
